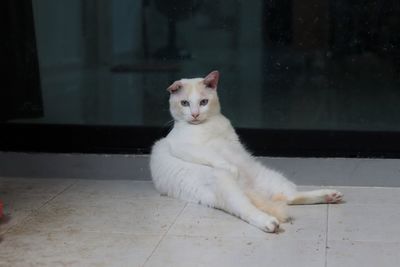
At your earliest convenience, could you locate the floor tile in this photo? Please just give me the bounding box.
[145,235,325,267]
[16,193,186,235]
[0,178,75,211]
[0,228,161,267]
[3,176,400,267]
[0,178,75,234]
[327,240,400,267]
[331,186,400,205]
[66,180,160,199]
[0,210,30,236]
[328,203,400,242]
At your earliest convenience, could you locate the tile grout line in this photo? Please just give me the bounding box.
[4,180,78,235]
[324,204,330,267]
[142,202,188,267]
[35,180,79,210]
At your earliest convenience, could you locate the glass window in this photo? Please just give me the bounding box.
[2,0,400,155]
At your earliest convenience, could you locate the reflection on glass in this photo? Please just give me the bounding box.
[14,0,400,131]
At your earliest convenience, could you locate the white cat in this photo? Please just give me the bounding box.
[150,71,343,233]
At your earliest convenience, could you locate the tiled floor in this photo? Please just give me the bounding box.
[1,178,400,267]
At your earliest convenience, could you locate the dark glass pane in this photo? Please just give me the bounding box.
[1,1,43,121]
[5,0,400,131]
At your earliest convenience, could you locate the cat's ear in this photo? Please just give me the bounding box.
[167,81,183,94]
[203,70,219,90]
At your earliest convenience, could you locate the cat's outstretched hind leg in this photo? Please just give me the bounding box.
[213,170,280,233]
[286,189,343,205]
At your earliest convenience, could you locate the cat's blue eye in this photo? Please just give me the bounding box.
[200,99,209,106]
[180,100,190,107]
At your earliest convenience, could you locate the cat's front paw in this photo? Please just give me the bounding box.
[218,162,239,177]
[227,165,239,177]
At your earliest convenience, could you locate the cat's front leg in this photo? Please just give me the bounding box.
[168,141,238,177]
[214,161,239,177]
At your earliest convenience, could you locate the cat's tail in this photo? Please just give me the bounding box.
[246,192,289,223]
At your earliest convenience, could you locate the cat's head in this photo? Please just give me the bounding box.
[167,71,221,125]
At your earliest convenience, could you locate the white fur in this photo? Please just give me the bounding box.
[150,71,343,233]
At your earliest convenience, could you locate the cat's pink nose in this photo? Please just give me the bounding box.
[192,113,199,119]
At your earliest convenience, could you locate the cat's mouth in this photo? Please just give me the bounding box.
[189,119,203,125]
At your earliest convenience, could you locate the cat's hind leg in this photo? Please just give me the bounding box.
[213,169,280,233]
[249,166,343,205]
[245,191,289,223]
[285,189,343,205]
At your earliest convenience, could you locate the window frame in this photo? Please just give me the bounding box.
[1,123,400,158]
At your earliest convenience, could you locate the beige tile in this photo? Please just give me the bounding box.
[3,177,400,267]
[0,178,75,234]
[66,180,159,199]
[17,193,186,235]
[0,228,161,267]
[0,178,75,210]
[145,235,325,267]
[329,203,400,242]
[327,240,400,267]
[0,210,30,236]
[330,186,400,205]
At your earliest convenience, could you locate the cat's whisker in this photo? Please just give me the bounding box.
[163,119,175,128]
